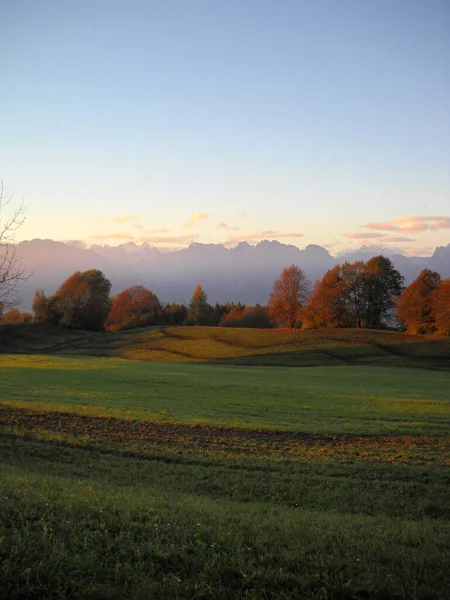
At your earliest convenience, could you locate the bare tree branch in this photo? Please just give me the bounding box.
[0,182,30,309]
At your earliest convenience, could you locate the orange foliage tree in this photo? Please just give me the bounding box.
[396,269,441,334]
[0,308,32,324]
[105,285,161,332]
[304,257,403,330]
[268,265,309,329]
[187,284,212,325]
[305,265,351,328]
[431,279,450,336]
[54,269,111,330]
[219,305,273,328]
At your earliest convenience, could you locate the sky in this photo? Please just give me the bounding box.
[1,0,449,256]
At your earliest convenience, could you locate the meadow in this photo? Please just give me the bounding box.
[1,324,449,599]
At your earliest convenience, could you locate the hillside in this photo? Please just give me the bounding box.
[1,323,449,369]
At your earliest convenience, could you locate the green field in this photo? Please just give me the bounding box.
[1,354,450,435]
[1,325,450,599]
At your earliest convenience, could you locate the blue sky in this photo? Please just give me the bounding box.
[1,0,449,255]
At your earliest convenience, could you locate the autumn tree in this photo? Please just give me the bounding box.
[0,183,28,309]
[341,261,368,328]
[54,269,111,330]
[268,265,309,329]
[1,308,22,324]
[187,284,212,325]
[431,279,450,336]
[363,256,404,329]
[341,257,403,328]
[220,305,273,328]
[105,285,161,331]
[305,265,351,328]
[396,269,441,334]
[0,308,33,324]
[32,289,61,324]
[32,289,47,322]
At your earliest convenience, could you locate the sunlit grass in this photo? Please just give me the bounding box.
[2,323,450,368]
[1,355,450,434]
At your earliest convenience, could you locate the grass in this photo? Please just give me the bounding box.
[1,355,450,435]
[1,436,450,600]
[1,326,450,598]
[1,322,450,368]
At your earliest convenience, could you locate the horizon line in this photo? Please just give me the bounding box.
[13,237,446,259]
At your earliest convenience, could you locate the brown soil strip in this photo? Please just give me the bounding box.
[0,404,448,467]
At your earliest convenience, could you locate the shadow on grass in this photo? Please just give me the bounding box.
[2,431,450,522]
[1,323,450,371]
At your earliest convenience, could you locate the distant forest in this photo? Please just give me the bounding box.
[1,255,449,336]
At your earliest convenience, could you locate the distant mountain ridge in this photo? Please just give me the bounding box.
[11,238,450,311]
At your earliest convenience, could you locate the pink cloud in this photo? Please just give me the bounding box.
[139,234,199,245]
[381,236,417,243]
[363,216,450,233]
[343,233,385,239]
[429,219,450,230]
[273,232,304,238]
[402,246,435,257]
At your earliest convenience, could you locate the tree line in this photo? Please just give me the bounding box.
[0,255,448,336]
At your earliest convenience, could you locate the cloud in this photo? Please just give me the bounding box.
[184,212,208,227]
[111,214,139,225]
[343,233,385,239]
[143,228,169,234]
[241,213,247,218]
[217,222,240,231]
[250,230,303,239]
[429,218,450,230]
[381,236,417,243]
[402,246,435,257]
[363,216,450,233]
[343,232,416,243]
[138,234,199,245]
[271,232,304,238]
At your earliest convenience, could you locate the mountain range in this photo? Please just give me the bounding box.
[11,239,450,311]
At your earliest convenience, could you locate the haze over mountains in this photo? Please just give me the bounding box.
[13,239,450,311]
